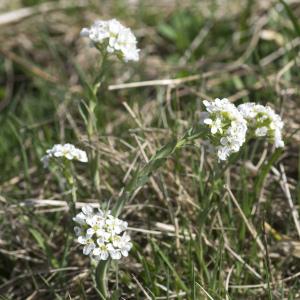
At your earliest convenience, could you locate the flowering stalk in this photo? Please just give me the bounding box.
[41,144,88,216]
[80,19,139,193]
[73,205,132,298]
[77,19,141,298]
[80,18,140,136]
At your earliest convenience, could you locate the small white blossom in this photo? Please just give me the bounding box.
[77,235,96,255]
[238,103,284,148]
[105,215,128,234]
[107,244,122,260]
[74,205,132,261]
[201,98,248,161]
[93,242,110,260]
[41,143,88,167]
[118,233,132,257]
[80,19,139,62]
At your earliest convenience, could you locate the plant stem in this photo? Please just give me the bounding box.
[95,260,110,299]
[87,53,109,194]
[70,177,77,214]
[63,162,77,217]
[112,126,205,217]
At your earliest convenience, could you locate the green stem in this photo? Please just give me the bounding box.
[254,148,283,198]
[63,163,77,217]
[87,53,109,194]
[95,260,110,299]
[87,101,97,138]
[70,178,77,215]
[112,126,205,217]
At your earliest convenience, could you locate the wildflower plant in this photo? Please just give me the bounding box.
[79,19,139,193]
[41,143,88,216]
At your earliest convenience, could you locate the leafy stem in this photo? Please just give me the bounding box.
[87,52,109,193]
[112,125,206,217]
[95,259,111,299]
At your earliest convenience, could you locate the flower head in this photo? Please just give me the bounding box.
[238,103,284,148]
[201,98,248,161]
[73,205,132,261]
[41,143,88,167]
[80,19,139,62]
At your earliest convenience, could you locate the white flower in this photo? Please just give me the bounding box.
[86,216,106,238]
[93,242,110,261]
[73,205,93,225]
[204,118,223,134]
[107,244,122,260]
[77,235,96,255]
[255,126,268,137]
[238,102,284,148]
[80,19,139,62]
[83,242,96,255]
[118,233,132,257]
[41,143,88,167]
[201,98,248,161]
[74,206,132,260]
[217,147,231,161]
[73,212,86,225]
[82,205,93,216]
[105,215,128,234]
[41,155,50,168]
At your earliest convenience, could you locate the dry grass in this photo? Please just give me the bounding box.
[0,0,300,299]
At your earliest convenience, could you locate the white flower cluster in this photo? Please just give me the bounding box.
[238,103,284,148]
[41,143,88,167]
[81,19,139,62]
[201,98,248,161]
[200,99,285,160]
[73,205,132,261]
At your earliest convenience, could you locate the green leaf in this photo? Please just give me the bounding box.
[158,24,177,41]
[151,139,178,161]
[254,149,283,197]
[29,228,59,268]
[95,260,110,299]
[29,228,47,252]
